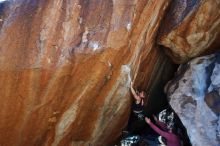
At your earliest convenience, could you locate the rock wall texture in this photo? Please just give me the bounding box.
[165,53,220,146]
[0,0,174,145]
[158,0,220,63]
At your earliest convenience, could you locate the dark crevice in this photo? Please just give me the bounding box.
[117,55,192,145]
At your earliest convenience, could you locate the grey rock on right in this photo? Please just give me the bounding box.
[165,53,220,146]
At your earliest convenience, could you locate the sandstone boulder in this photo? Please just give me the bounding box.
[0,0,173,145]
[158,0,220,63]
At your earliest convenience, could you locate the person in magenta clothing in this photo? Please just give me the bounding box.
[153,115,168,130]
[145,117,181,146]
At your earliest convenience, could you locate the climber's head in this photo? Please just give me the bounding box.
[139,91,146,98]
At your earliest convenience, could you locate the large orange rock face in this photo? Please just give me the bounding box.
[158,0,220,63]
[0,0,172,145]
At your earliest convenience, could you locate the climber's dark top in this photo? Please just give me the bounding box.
[132,99,144,113]
[132,99,144,120]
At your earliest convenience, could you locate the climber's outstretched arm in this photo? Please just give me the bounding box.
[130,81,141,101]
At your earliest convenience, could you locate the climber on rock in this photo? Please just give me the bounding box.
[145,117,181,146]
[130,81,146,121]
[123,81,148,136]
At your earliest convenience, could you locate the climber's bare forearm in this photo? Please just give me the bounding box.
[130,82,140,101]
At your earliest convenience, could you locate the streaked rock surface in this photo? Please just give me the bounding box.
[0,0,173,145]
[165,53,220,146]
[158,0,220,63]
